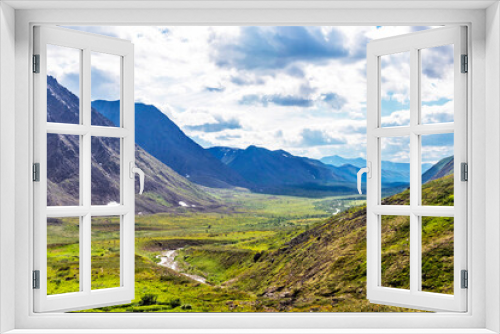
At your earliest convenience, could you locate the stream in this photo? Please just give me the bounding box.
[156,249,207,284]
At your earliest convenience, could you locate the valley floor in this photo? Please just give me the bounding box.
[47,178,453,313]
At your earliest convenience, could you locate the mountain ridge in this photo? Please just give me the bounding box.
[47,76,222,213]
[91,100,249,189]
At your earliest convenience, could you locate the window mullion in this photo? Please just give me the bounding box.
[82,47,92,294]
[409,47,420,294]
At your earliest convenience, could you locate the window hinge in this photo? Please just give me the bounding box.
[461,54,468,73]
[33,270,40,289]
[461,162,468,182]
[33,54,40,73]
[461,270,468,289]
[33,163,40,182]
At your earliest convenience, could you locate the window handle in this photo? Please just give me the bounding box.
[357,162,371,195]
[129,162,145,195]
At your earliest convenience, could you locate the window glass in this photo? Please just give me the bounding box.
[91,216,121,290]
[380,52,411,127]
[421,45,454,124]
[47,217,80,295]
[47,134,80,206]
[47,44,81,124]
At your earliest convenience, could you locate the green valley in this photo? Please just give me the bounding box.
[46,175,454,313]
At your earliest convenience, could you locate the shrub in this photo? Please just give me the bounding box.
[181,304,192,310]
[168,298,182,308]
[139,293,158,306]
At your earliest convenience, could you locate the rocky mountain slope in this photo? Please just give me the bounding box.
[91,100,249,189]
[422,156,454,183]
[47,76,221,213]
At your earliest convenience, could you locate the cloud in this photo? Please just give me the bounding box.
[421,133,454,163]
[321,93,346,109]
[239,94,314,107]
[211,26,349,71]
[230,75,265,86]
[421,100,454,124]
[421,44,454,79]
[300,128,345,147]
[205,86,225,92]
[184,117,242,133]
[286,65,305,78]
[90,52,121,101]
[381,136,410,163]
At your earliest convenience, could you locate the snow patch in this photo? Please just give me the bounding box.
[178,201,189,207]
[107,201,119,206]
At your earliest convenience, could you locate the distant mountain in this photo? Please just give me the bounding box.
[422,156,454,183]
[321,155,433,174]
[208,146,413,194]
[209,146,355,188]
[320,155,366,168]
[47,76,221,213]
[91,100,249,189]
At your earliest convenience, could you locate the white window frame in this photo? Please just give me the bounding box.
[32,25,136,312]
[1,2,499,333]
[366,26,468,312]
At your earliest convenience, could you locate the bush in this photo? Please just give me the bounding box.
[181,304,192,310]
[168,298,182,308]
[139,293,158,306]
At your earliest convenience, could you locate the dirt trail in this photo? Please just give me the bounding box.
[156,249,207,284]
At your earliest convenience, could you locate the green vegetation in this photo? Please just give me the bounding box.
[47,176,454,312]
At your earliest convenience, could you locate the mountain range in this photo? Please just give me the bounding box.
[49,75,454,206]
[321,154,433,174]
[91,100,249,189]
[47,76,221,213]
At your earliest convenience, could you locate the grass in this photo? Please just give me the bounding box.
[47,176,454,312]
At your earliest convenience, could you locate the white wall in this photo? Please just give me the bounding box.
[486,2,500,333]
[0,2,16,333]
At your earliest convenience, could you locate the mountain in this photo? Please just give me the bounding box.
[91,100,249,189]
[226,174,454,311]
[422,156,454,183]
[321,155,433,174]
[208,146,412,196]
[208,145,356,188]
[320,155,366,168]
[47,76,221,213]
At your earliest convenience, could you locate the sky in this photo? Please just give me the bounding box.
[51,26,455,163]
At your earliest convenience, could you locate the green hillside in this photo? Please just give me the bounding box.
[179,174,454,312]
[48,175,453,313]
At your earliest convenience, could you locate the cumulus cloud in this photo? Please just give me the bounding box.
[211,26,349,71]
[239,94,314,107]
[184,116,242,133]
[60,25,452,161]
[300,128,345,147]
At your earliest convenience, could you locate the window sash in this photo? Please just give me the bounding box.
[366,26,468,312]
[32,25,135,313]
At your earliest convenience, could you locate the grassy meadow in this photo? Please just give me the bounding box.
[47,189,366,312]
[46,176,454,312]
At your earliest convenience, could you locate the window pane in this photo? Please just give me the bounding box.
[381,136,410,203]
[47,134,80,206]
[380,52,410,127]
[421,133,454,206]
[421,216,454,294]
[91,216,121,290]
[91,52,121,127]
[47,217,80,295]
[91,137,121,206]
[47,44,81,124]
[421,45,454,124]
[381,215,410,289]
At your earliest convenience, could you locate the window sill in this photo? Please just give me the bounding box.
[3,330,497,334]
